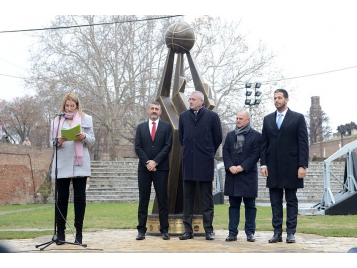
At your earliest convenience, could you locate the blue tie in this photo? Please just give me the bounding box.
[277,114,283,129]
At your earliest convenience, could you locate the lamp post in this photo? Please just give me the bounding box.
[244,82,262,124]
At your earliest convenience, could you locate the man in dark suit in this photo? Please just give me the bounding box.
[134,101,173,240]
[223,109,261,243]
[260,89,309,244]
[178,91,222,241]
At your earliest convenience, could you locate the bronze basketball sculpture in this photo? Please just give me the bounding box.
[147,22,216,235]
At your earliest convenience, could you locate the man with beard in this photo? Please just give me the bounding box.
[260,89,309,244]
[134,101,173,240]
[178,91,222,241]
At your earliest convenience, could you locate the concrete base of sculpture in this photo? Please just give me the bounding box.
[147,214,205,236]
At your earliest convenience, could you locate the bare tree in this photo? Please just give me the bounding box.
[0,95,47,145]
[305,109,332,144]
[187,16,284,130]
[25,15,286,157]
[26,15,179,159]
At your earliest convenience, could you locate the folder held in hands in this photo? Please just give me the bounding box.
[61,124,81,141]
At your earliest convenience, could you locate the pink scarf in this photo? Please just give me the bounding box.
[53,112,83,166]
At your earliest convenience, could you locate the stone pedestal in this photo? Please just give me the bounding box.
[146,214,205,236]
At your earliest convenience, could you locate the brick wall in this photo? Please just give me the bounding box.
[309,135,357,160]
[0,143,52,204]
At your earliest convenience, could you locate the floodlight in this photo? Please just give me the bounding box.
[255,91,262,97]
[245,83,252,88]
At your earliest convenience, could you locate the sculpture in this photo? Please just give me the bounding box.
[147,22,216,235]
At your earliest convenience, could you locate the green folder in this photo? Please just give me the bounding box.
[61,124,81,141]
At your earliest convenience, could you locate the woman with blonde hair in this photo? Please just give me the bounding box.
[51,93,95,245]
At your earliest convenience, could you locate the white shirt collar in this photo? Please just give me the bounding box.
[276,108,288,117]
[149,119,159,126]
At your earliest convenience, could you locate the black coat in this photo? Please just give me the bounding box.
[223,128,261,198]
[260,108,309,188]
[134,120,173,171]
[179,107,222,181]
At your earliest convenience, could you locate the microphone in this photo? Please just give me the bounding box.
[55,112,66,116]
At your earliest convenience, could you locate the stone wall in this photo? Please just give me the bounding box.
[0,143,52,204]
[309,135,357,160]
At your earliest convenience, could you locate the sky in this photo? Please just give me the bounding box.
[1,1,357,134]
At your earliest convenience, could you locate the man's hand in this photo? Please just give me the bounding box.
[260,167,268,177]
[236,165,244,173]
[146,160,157,172]
[229,166,239,174]
[298,167,306,179]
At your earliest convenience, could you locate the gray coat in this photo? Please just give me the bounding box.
[51,114,95,179]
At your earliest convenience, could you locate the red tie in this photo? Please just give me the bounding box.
[151,122,156,141]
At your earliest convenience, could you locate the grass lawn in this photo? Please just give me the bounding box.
[0,203,356,239]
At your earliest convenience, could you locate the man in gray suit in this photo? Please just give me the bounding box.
[260,89,309,244]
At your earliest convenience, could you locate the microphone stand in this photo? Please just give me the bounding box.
[35,114,87,250]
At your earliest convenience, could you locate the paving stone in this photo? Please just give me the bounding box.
[2,229,357,253]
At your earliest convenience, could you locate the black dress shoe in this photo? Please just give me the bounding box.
[268,234,282,243]
[286,233,296,243]
[247,234,255,242]
[206,232,215,240]
[225,235,237,242]
[179,232,194,240]
[162,232,170,240]
[136,232,145,240]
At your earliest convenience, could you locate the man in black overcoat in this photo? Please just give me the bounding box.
[260,89,309,243]
[223,110,261,242]
[178,91,222,241]
[134,101,173,240]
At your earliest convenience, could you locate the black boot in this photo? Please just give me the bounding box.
[56,231,65,245]
[75,232,83,244]
[55,203,68,246]
[73,177,87,245]
[55,178,70,246]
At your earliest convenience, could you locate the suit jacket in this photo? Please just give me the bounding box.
[179,106,223,181]
[223,128,261,198]
[135,119,173,171]
[260,108,309,188]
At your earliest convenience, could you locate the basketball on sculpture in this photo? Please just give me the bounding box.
[165,22,195,54]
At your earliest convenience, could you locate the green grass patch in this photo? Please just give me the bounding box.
[0,203,356,240]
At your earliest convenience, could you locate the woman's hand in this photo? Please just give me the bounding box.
[57,136,67,144]
[75,132,86,140]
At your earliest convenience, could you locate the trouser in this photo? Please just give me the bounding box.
[55,177,87,234]
[269,188,298,235]
[182,180,214,234]
[137,170,169,234]
[228,196,256,236]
